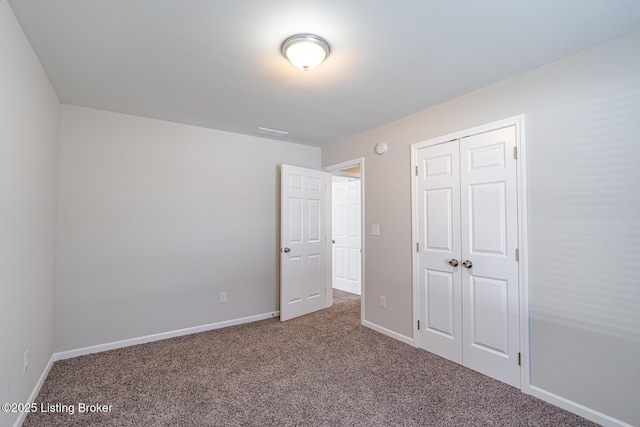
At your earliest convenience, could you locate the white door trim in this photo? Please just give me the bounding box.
[410,115,530,393]
[323,158,366,325]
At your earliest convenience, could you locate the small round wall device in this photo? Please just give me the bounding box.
[375,142,388,155]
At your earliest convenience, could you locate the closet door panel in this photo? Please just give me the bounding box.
[460,127,520,388]
[416,141,462,363]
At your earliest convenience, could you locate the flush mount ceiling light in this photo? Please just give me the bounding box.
[281,34,330,71]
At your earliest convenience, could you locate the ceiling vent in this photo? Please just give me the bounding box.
[255,127,289,137]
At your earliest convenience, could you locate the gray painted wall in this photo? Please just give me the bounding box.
[0,1,60,426]
[55,105,321,352]
[3,0,638,422]
[322,31,640,425]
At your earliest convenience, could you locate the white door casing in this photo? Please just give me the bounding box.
[280,164,328,321]
[333,178,362,295]
[413,118,526,389]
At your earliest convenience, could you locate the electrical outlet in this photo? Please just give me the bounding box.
[379,296,386,309]
[23,350,29,373]
[220,291,227,303]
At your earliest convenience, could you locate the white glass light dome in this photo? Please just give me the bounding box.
[281,34,330,71]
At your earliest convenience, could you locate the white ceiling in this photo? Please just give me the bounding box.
[9,0,640,146]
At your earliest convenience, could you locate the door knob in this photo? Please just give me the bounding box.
[283,247,291,253]
[448,259,459,267]
[462,260,473,268]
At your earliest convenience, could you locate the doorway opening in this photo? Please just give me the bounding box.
[324,158,365,324]
[332,175,361,295]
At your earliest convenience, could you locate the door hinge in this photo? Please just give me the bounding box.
[513,147,518,159]
[416,242,420,252]
[518,352,521,366]
[417,320,420,330]
[515,248,519,262]
[415,166,419,176]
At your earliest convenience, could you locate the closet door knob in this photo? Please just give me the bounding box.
[462,260,473,268]
[283,247,291,253]
[448,259,459,267]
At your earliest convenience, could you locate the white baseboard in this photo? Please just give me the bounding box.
[17,314,631,427]
[530,385,633,427]
[363,320,414,346]
[15,312,278,426]
[53,311,280,361]
[13,354,55,427]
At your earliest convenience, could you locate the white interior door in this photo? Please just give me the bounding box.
[280,164,328,321]
[415,126,520,388]
[332,177,361,295]
[460,127,520,387]
[416,141,462,363]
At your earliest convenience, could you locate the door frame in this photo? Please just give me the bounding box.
[410,115,530,393]
[324,158,366,325]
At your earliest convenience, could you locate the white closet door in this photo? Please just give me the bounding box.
[416,141,462,363]
[460,127,520,387]
[416,125,520,388]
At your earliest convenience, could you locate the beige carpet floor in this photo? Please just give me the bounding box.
[25,290,598,426]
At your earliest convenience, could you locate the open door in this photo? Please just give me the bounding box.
[280,164,328,321]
